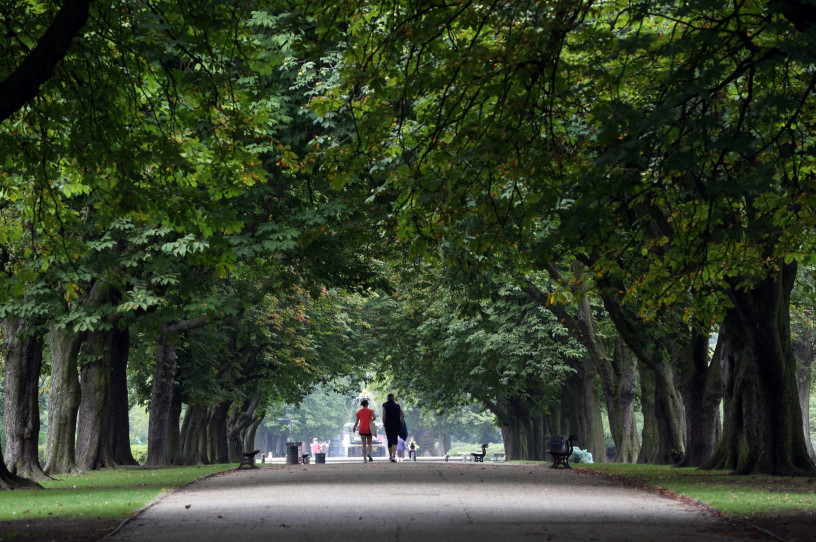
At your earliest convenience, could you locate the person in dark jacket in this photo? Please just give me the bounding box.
[381,393,405,463]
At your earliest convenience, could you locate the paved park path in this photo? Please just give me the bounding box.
[104,461,769,542]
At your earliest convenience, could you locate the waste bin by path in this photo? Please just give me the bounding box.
[285,442,300,465]
[315,452,326,464]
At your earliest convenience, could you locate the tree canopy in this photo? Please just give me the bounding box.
[2,0,816,485]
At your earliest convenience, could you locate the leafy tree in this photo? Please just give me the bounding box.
[308,0,816,475]
[360,274,581,460]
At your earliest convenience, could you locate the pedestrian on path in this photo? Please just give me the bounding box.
[408,437,418,461]
[381,393,405,462]
[397,436,407,461]
[352,399,375,462]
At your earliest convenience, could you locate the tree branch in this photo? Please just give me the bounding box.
[0,0,93,123]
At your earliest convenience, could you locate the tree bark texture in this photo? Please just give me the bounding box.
[146,335,178,466]
[0,444,41,490]
[578,356,606,460]
[244,417,262,456]
[179,404,208,465]
[76,329,115,470]
[1,319,49,481]
[227,386,263,460]
[706,265,816,475]
[167,392,182,465]
[147,318,210,467]
[492,396,547,460]
[610,338,640,462]
[44,322,85,474]
[437,430,451,456]
[560,376,583,439]
[792,331,816,461]
[208,402,230,464]
[108,327,137,465]
[0,0,93,122]
[652,358,686,464]
[674,329,722,467]
[637,362,660,464]
[520,277,610,461]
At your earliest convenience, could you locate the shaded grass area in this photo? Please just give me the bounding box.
[0,464,234,525]
[575,463,816,519]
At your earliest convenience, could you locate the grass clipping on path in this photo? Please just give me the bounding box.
[0,464,233,522]
[576,464,816,519]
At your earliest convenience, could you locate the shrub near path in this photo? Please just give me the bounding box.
[0,465,233,542]
[577,464,816,542]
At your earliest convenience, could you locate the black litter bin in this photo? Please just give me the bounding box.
[315,452,326,464]
[285,442,300,465]
[546,435,566,454]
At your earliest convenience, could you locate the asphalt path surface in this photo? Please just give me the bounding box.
[104,460,769,542]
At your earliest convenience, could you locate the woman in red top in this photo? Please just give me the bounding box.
[352,399,375,462]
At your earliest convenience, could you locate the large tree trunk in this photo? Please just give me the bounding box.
[637,360,685,465]
[167,391,183,465]
[611,338,640,462]
[437,429,451,457]
[244,417,263,456]
[208,402,230,464]
[147,318,209,467]
[76,329,116,470]
[792,330,816,461]
[108,327,137,465]
[44,322,84,474]
[146,336,178,466]
[577,356,606,461]
[637,362,660,464]
[706,265,816,475]
[520,276,610,462]
[227,407,265,463]
[591,274,688,464]
[652,358,686,464]
[491,396,540,460]
[0,443,41,490]
[560,375,583,442]
[2,319,49,481]
[226,386,264,455]
[179,404,208,465]
[675,329,722,467]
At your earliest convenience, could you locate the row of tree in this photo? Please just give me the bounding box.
[304,0,816,475]
[2,0,816,490]
[0,1,387,489]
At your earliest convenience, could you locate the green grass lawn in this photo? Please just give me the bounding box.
[0,464,234,522]
[576,463,816,519]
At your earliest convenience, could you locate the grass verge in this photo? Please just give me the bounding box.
[575,463,816,519]
[0,464,234,523]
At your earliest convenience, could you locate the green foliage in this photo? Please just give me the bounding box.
[130,445,148,465]
[357,269,582,423]
[265,386,353,442]
[308,0,816,326]
[128,405,149,445]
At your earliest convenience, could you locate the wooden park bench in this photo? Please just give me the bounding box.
[471,443,489,463]
[546,435,577,468]
[492,452,505,462]
[231,435,260,469]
